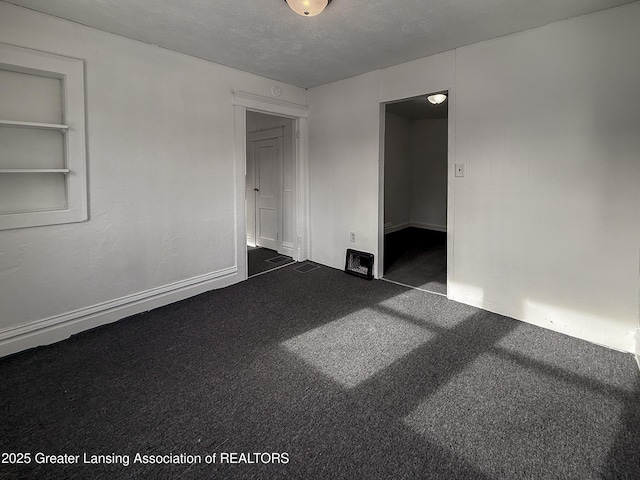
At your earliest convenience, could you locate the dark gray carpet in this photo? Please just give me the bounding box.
[384,228,447,293]
[1,263,639,479]
[248,246,294,277]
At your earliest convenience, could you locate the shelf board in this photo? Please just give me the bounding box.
[0,119,69,131]
[0,168,70,174]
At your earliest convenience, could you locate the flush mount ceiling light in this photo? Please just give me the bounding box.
[427,93,447,105]
[285,0,332,17]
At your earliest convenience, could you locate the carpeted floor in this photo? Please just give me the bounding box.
[248,246,294,277]
[384,228,447,293]
[1,263,639,479]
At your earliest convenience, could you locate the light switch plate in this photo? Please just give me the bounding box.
[455,163,465,177]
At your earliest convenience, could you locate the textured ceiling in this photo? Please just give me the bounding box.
[3,0,636,88]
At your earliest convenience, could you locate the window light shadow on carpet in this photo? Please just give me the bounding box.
[403,352,624,479]
[281,309,433,388]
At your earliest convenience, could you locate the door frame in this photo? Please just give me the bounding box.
[233,92,309,281]
[377,89,455,294]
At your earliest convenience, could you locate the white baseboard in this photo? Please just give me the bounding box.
[384,222,411,234]
[411,222,447,232]
[0,266,239,359]
[448,281,636,354]
[279,241,294,258]
[384,221,447,234]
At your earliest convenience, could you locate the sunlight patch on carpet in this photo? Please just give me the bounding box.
[403,352,623,479]
[282,309,433,388]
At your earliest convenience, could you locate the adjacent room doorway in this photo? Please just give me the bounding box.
[380,91,449,294]
[246,111,296,277]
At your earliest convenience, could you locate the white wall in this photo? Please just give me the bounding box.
[2,2,638,356]
[307,71,380,271]
[410,119,448,231]
[384,115,448,233]
[246,111,296,255]
[308,3,640,352]
[383,112,411,231]
[0,3,305,356]
[452,3,640,351]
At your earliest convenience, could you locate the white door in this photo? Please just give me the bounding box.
[252,136,282,251]
[245,142,257,248]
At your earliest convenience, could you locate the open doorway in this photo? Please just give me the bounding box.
[246,111,296,277]
[381,92,448,294]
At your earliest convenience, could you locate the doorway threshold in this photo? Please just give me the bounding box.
[248,260,296,279]
[380,277,447,297]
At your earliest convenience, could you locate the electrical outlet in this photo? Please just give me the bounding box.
[350,231,356,242]
[455,163,465,177]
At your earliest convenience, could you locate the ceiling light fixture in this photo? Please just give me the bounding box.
[285,0,332,17]
[427,93,447,105]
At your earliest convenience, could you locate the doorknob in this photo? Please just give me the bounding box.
[254,188,259,192]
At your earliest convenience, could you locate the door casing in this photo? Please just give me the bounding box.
[377,89,455,291]
[233,92,309,281]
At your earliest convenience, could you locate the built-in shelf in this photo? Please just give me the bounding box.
[0,119,69,131]
[0,169,70,174]
[0,44,87,231]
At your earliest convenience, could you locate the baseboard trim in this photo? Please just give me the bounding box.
[384,222,410,234]
[280,241,294,258]
[384,222,447,234]
[410,222,447,232]
[448,282,636,354]
[0,266,239,358]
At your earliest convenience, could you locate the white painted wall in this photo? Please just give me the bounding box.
[452,3,640,352]
[410,119,448,231]
[2,1,638,356]
[308,3,640,352]
[307,71,380,271]
[384,115,448,233]
[0,3,305,356]
[246,111,295,255]
[383,112,411,231]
